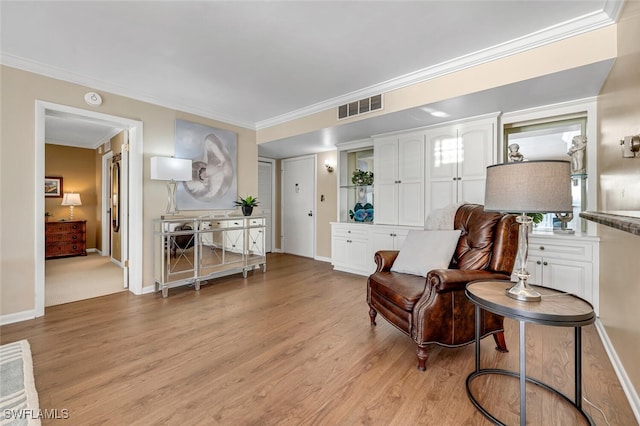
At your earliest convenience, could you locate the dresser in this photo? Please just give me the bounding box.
[45,220,87,259]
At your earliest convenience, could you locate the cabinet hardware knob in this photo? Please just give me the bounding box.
[540,246,545,250]
[537,261,542,265]
[543,261,548,266]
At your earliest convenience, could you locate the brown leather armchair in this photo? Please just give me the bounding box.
[367,204,519,371]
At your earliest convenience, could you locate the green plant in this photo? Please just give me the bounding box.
[351,169,374,185]
[234,195,259,208]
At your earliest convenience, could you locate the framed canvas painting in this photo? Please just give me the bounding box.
[45,176,63,198]
[174,119,238,210]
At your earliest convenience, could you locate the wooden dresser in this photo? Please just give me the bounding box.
[45,220,87,259]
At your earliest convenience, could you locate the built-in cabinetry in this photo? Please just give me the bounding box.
[331,222,420,276]
[513,233,600,313]
[154,216,266,297]
[425,118,495,211]
[374,131,425,226]
[45,220,87,259]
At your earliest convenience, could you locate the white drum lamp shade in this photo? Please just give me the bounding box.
[150,157,192,215]
[61,193,82,220]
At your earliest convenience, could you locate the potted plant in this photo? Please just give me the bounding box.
[235,195,259,216]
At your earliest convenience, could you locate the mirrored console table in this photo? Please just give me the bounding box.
[154,216,266,297]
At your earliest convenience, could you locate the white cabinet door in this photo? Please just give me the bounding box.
[425,119,496,212]
[426,128,458,210]
[374,133,425,226]
[458,122,494,205]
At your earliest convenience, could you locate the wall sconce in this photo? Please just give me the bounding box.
[620,135,640,158]
[324,159,334,173]
[61,192,82,220]
[150,156,192,215]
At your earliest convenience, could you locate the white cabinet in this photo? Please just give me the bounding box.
[370,226,412,253]
[515,233,600,313]
[331,223,372,275]
[374,131,425,226]
[425,119,495,212]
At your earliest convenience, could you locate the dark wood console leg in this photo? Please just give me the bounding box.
[416,346,428,371]
[368,307,377,326]
[493,331,508,353]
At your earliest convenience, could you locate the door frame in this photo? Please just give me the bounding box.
[35,101,143,317]
[101,151,114,257]
[258,157,276,253]
[281,154,316,259]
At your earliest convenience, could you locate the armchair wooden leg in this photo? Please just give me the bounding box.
[368,307,377,326]
[493,331,508,353]
[416,346,428,371]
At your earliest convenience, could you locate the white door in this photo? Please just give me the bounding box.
[282,156,315,258]
[258,159,274,252]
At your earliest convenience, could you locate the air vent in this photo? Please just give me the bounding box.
[337,94,383,120]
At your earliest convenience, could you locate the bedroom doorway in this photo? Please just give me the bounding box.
[35,101,143,317]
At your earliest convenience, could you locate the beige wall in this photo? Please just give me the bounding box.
[316,151,338,259]
[0,65,257,317]
[45,144,98,249]
[596,0,640,398]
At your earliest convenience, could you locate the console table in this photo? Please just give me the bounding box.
[153,216,266,297]
[465,280,596,426]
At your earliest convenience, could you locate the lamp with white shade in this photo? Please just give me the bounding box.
[150,156,192,216]
[61,193,82,220]
[484,160,572,302]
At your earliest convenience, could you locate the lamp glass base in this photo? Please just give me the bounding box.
[506,281,542,302]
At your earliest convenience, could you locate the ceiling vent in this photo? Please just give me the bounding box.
[337,94,383,120]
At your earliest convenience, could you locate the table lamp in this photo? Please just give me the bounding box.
[484,160,572,301]
[61,192,82,220]
[150,156,192,215]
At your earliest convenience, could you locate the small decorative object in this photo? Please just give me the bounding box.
[351,169,374,186]
[45,212,52,222]
[554,212,575,234]
[508,143,524,162]
[567,135,587,174]
[349,202,374,222]
[235,195,259,216]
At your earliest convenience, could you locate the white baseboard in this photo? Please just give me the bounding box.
[0,309,36,326]
[273,248,283,253]
[87,248,97,253]
[595,319,640,423]
[314,255,331,263]
[142,285,156,294]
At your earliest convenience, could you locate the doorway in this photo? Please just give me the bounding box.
[258,158,275,253]
[35,101,143,317]
[281,155,316,258]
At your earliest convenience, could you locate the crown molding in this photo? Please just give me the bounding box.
[255,9,616,130]
[0,53,256,130]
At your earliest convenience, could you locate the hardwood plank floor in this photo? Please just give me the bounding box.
[1,253,636,425]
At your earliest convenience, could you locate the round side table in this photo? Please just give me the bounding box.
[465,280,596,426]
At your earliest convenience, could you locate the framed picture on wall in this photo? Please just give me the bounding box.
[45,176,63,198]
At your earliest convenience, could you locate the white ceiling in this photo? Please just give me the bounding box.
[0,1,623,158]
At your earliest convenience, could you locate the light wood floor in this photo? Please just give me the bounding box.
[1,254,636,425]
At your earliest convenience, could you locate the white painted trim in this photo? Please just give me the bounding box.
[35,101,144,319]
[0,310,37,326]
[86,248,97,253]
[258,157,277,253]
[254,10,615,129]
[102,151,114,256]
[142,285,157,295]
[371,112,501,139]
[314,255,331,263]
[595,319,640,423]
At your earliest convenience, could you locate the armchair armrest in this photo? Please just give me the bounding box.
[427,269,511,293]
[373,250,400,272]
